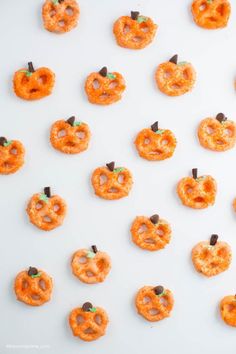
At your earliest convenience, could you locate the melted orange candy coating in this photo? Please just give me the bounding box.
[191,0,231,29]
[42,0,80,33]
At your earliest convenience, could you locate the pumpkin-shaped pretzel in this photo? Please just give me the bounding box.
[191,0,231,29]
[42,0,80,34]
[135,285,174,322]
[71,245,111,284]
[69,302,109,341]
[13,62,55,100]
[85,67,126,105]
[192,234,232,277]
[0,137,25,174]
[131,214,171,251]
[14,267,53,306]
[134,121,177,161]
[220,295,236,327]
[113,11,157,50]
[50,116,91,154]
[198,113,236,152]
[26,187,67,231]
[177,168,217,209]
[91,161,133,200]
[155,55,196,97]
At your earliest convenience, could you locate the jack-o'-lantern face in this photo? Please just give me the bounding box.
[220,295,236,327]
[69,302,109,341]
[192,234,232,277]
[50,116,91,154]
[0,137,25,174]
[177,168,217,209]
[42,0,80,34]
[85,67,126,105]
[131,214,172,251]
[135,285,174,322]
[134,121,177,161]
[191,0,231,29]
[13,62,55,100]
[14,267,53,306]
[113,11,157,50]
[71,245,111,284]
[26,187,67,231]
[155,55,196,96]
[198,113,236,152]
[91,161,133,200]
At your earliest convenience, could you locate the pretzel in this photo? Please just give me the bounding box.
[113,11,157,50]
[0,137,25,174]
[69,303,109,341]
[14,267,53,306]
[50,117,91,154]
[177,168,217,209]
[13,62,55,100]
[71,246,111,284]
[131,214,171,251]
[135,285,174,322]
[26,187,67,231]
[220,295,236,327]
[155,55,196,97]
[91,161,133,200]
[191,0,231,29]
[85,67,126,105]
[198,113,236,152]
[42,0,80,33]
[192,234,232,277]
[134,121,177,161]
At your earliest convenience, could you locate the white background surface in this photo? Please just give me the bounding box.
[1,0,236,353]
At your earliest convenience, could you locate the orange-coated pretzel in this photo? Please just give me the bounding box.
[131,214,171,251]
[85,67,126,105]
[91,161,133,200]
[135,285,174,322]
[50,116,91,154]
[134,121,177,161]
[69,302,109,341]
[177,168,217,209]
[192,234,232,277]
[14,267,53,306]
[198,113,236,152]
[113,11,157,50]
[0,137,25,175]
[220,295,236,327]
[155,55,196,97]
[71,245,111,284]
[42,0,79,34]
[13,62,55,100]
[191,0,231,29]
[26,187,67,231]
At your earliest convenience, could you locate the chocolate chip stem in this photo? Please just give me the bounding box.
[91,245,98,253]
[151,121,158,132]
[169,55,178,64]
[66,116,75,126]
[131,11,139,20]
[216,113,227,123]
[28,267,38,276]
[99,67,107,77]
[153,285,164,295]
[28,62,35,73]
[44,187,51,198]
[210,234,218,246]
[106,161,115,172]
[192,168,198,179]
[0,137,7,146]
[82,302,93,312]
[150,214,159,224]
